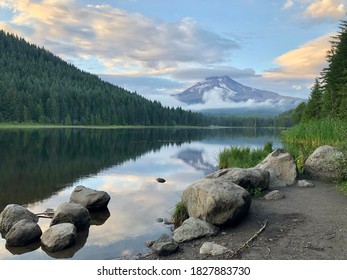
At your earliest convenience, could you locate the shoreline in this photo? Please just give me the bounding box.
[0,123,289,130]
[139,179,347,260]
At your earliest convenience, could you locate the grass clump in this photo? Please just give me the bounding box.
[281,118,347,160]
[171,200,189,228]
[281,118,347,175]
[281,118,347,195]
[218,142,273,169]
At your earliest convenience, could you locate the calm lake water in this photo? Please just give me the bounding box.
[0,127,282,260]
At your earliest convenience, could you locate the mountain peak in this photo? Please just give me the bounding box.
[172,76,305,111]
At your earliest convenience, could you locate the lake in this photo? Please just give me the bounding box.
[0,127,282,260]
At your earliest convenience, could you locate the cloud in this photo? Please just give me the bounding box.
[98,66,258,107]
[263,33,332,80]
[186,96,299,111]
[2,0,239,74]
[282,0,295,10]
[304,0,346,20]
[170,66,257,81]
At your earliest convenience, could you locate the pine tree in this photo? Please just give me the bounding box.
[303,79,323,121]
[321,19,347,119]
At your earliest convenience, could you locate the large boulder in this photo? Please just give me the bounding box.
[5,219,42,247]
[206,167,270,191]
[69,185,110,210]
[50,202,91,231]
[173,217,220,243]
[256,149,297,188]
[0,204,38,237]
[41,223,77,252]
[182,178,251,226]
[304,145,345,181]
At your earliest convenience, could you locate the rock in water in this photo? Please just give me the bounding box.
[70,185,110,210]
[41,223,77,252]
[0,204,38,237]
[156,178,166,183]
[50,202,91,231]
[5,219,42,247]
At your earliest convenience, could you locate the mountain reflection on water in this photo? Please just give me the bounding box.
[0,127,282,259]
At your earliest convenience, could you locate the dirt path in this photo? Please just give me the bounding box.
[140,180,347,260]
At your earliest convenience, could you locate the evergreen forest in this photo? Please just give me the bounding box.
[291,19,347,123]
[0,30,291,128]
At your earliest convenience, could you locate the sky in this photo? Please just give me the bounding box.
[0,0,346,108]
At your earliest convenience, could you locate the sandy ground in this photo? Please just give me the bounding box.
[140,179,347,260]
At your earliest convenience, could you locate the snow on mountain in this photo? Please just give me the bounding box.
[171,76,305,112]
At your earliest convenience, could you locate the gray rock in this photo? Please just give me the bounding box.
[304,146,345,181]
[41,223,77,252]
[144,240,155,247]
[200,242,229,256]
[183,178,251,226]
[298,180,315,188]
[173,217,220,243]
[264,190,284,200]
[149,233,178,256]
[5,219,42,247]
[163,218,174,225]
[156,178,166,183]
[206,167,270,191]
[50,202,91,231]
[70,185,110,210]
[256,149,297,188]
[0,204,38,237]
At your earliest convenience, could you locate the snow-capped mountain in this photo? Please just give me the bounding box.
[172,76,304,113]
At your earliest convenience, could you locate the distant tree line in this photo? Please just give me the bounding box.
[0,30,291,128]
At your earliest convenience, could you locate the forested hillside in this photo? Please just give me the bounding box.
[0,30,292,127]
[0,30,208,126]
